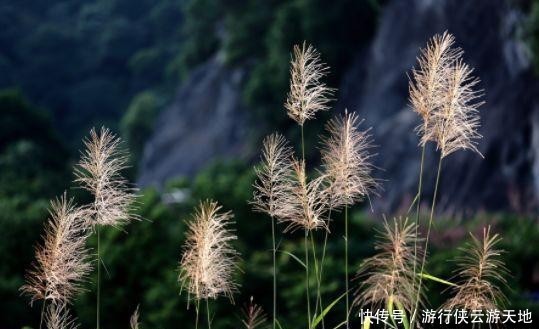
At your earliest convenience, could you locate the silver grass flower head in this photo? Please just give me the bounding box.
[45,303,79,329]
[285,42,333,125]
[278,159,327,232]
[410,31,462,147]
[75,127,138,228]
[443,226,507,310]
[179,200,240,302]
[21,194,92,305]
[321,110,377,208]
[241,297,267,329]
[251,133,294,219]
[434,60,484,158]
[130,305,140,329]
[353,217,422,314]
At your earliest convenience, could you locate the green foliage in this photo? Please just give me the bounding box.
[526,1,539,73]
[120,90,161,165]
[0,90,70,328]
[0,0,184,143]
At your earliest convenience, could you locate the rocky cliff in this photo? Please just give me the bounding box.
[140,0,539,214]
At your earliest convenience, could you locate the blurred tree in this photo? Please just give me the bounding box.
[120,91,161,168]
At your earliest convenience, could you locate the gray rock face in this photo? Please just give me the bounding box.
[339,0,539,214]
[138,56,250,187]
[140,0,539,213]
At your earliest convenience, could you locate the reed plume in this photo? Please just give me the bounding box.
[278,159,327,232]
[354,217,422,314]
[433,60,484,158]
[443,226,507,310]
[251,132,294,329]
[241,297,267,329]
[179,200,240,302]
[44,303,79,329]
[285,43,333,126]
[75,127,137,228]
[21,194,92,305]
[321,110,377,208]
[252,133,294,219]
[130,305,140,329]
[409,32,461,147]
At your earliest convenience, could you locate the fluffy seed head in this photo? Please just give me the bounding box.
[278,159,327,232]
[443,226,507,310]
[321,110,377,208]
[179,200,240,302]
[130,305,140,329]
[354,217,422,314]
[21,194,92,305]
[434,60,484,158]
[285,42,333,125]
[409,32,461,146]
[45,303,79,329]
[409,32,484,158]
[75,127,137,228]
[241,297,267,329]
[251,133,294,219]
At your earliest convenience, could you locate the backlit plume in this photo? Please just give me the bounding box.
[179,200,240,302]
[409,32,461,147]
[409,32,484,158]
[434,60,484,158]
[241,297,267,329]
[130,305,140,329]
[45,303,79,329]
[75,127,137,227]
[278,160,327,232]
[285,42,333,125]
[251,133,294,219]
[443,226,507,310]
[354,217,421,314]
[321,110,377,208]
[21,195,92,305]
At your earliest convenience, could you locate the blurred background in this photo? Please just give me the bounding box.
[1,0,539,327]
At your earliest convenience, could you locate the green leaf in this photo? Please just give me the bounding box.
[278,250,306,269]
[394,299,410,329]
[276,318,285,329]
[418,272,457,287]
[311,292,346,329]
[362,316,371,329]
[331,320,347,329]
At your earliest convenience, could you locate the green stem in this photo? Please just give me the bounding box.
[206,298,211,329]
[195,299,200,329]
[344,205,349,329]
[411,156,443,328]
[97,225,101,329]
[305,230,311,329]
[316,207,333,329]
[301,125,305,162]
[271,216,277,329]
[39,298,46,329]
[412,145,426,290]
[310,234,321,320]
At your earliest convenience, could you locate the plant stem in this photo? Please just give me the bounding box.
[206,298,211,329]
[39,299,46,329]
[316,206,333,329]
[344,205,349,329]
[301,125,305,161]
[310,233,322,322]
[411,155,443,328]
[271,215,277,329]
[195,299,200,329]
[305,230,311,329]
[97,225,101,329]
[412,145,426,290]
